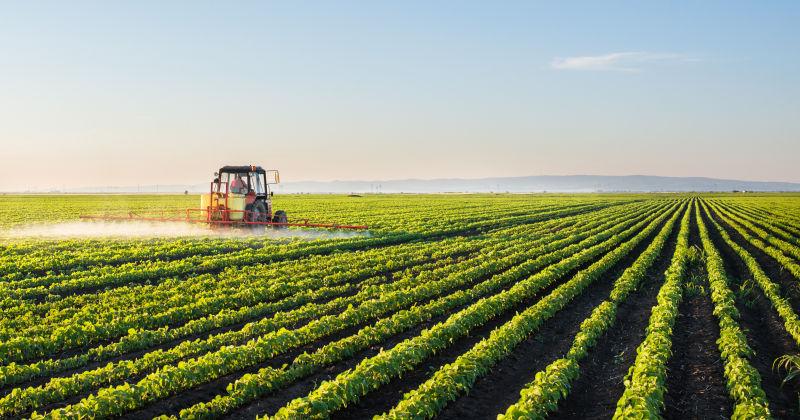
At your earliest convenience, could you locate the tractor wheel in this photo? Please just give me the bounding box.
[247,201,268,233]
[272,210,288,229]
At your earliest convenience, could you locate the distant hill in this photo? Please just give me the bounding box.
[50,175,800,194]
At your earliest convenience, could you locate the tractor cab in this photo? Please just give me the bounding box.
[202,165,287,227]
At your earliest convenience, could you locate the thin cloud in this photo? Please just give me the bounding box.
[551,52,695,72]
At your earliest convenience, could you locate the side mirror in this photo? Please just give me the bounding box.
[270,191,274,197]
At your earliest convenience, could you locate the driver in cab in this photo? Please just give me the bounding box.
[230,175,248,194]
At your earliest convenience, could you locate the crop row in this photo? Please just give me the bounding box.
[707,202,800,276]
[1,205,646,415]
[0,203,614,355]
[266,204,678,419]
[0,197,611,280]
[492,201,686,419]
[1,236,490,364]
[720,201,800,247]
[0,201,644,361]
[159,201,670,419]
[385,201,684,419]
[1,201,612,302]
[1,217,568,388]
[717,199,800,238]
[0,254,461,389]
[695,201,771,418]
[701,202,800,346]
[710,202,800,262]
[27,202,667,418]
[612,199,693,418]
[0,197,593,278]
[714,200,800,242]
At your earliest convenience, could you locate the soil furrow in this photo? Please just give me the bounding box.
[702,205,800,419]
[545,212,680,419]
[328,214,667,419]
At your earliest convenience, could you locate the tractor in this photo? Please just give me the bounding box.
[79,164,367,231]
[201,165,287,230]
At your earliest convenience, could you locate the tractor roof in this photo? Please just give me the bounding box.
[219,165,266,174]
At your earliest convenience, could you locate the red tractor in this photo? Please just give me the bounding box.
[201,165,286,230]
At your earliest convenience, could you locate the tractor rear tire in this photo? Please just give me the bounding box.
[272,210,288,229]
[247,201,268,233]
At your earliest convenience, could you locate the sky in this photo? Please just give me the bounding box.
[1,1,799,191]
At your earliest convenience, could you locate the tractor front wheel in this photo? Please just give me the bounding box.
[272,210,288,229]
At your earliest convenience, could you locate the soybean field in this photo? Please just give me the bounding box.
[1,194,800,419]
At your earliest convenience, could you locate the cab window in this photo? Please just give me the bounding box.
[250,172,266,194]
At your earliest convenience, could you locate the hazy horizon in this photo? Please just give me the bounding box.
[1,1,798,190]
[5,173,800,194]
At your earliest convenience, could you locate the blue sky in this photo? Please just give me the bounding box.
[1,1,798,190]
